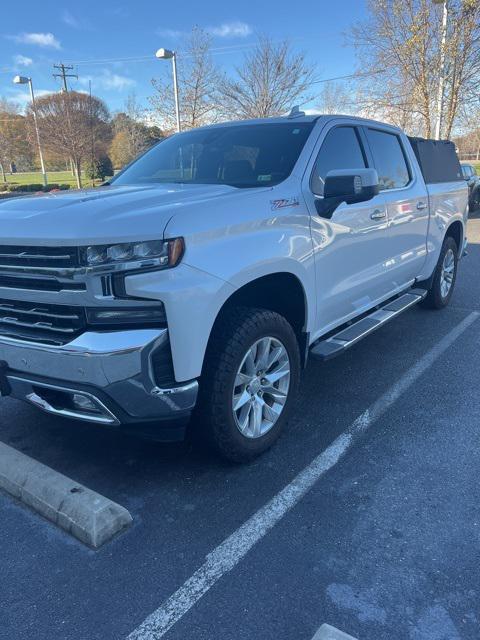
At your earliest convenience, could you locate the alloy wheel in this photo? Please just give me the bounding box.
[232,336,291,439]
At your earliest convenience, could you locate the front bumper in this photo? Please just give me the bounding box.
[0,328,198,433]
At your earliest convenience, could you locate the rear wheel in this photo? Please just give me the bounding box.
[197,307,300,462]
[422,235,458,309]
[472,188,480,211]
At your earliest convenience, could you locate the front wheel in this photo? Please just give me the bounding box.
[197,307,301,463]
[422,235,458,309]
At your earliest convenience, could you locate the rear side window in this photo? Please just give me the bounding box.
[311,126,367,196]
[366,129,410,190]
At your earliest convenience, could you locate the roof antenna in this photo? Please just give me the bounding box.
[288,105,305,118]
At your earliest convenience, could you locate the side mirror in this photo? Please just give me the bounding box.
[315,168,380,219]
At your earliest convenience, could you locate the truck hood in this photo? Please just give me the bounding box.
[0,183,240,245]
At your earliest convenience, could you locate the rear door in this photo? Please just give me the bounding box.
[362,127,429,289]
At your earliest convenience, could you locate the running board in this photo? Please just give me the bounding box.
[310,289,427,361]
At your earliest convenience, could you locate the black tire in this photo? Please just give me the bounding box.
[422,235,458,310]
[196,307,301,463]
[472,188,480,212]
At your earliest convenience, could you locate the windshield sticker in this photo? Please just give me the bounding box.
[258,175,272,182]
[271,197,300,210]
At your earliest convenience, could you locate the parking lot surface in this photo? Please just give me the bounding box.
[1,213,480,640]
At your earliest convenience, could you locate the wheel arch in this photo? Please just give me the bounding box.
[445,219,464,257]
[206,272,310,368]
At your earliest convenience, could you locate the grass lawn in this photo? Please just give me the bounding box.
[1,171,99,189]
[470,161,480,174]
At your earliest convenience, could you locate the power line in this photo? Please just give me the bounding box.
[310,69,388,85]
[53,63,78,91]
[63,41,268,66]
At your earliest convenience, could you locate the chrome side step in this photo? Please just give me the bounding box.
[310,289,427,361]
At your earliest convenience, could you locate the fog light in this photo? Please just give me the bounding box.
[72,394,98,412]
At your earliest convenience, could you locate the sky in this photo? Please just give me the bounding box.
[0,0,367,117]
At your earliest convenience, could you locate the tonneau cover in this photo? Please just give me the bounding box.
[408,137,463,184]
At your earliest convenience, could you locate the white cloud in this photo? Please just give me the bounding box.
[78,71,136,92]
[12,32,61,49]
[156,28,184,39]
[155,22,253,40]
[10,89,51,110]
[62,10,80,28]
[102,73,136,90]
[13,54,33,67]
[208,22,252,38]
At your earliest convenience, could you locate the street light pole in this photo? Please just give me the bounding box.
[13,75,48,186]
[434,0,448,140]
[171,53,181,134]
[155,48,181,133]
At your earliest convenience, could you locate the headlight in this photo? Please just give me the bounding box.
[81,238,184,268]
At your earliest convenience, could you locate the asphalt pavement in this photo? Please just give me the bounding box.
[1,213,480,640]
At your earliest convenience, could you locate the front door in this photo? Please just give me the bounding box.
[303,122,395,337]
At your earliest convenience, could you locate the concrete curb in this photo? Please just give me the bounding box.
[0,442,132,548]
[311,624,358,640]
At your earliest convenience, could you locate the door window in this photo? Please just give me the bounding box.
[366,129,410,190]
[311,126,367,196]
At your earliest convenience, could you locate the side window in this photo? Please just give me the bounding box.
[311,127,367,196]
[366,129,410,190]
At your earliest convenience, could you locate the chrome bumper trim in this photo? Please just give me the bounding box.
[22,379,120,426]
[0,328,199,422]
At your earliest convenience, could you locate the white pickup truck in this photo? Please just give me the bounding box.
[0,112,468,461]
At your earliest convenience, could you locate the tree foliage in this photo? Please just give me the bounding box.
[110,94,163,168]
[0,99,33,180]
[29,91,112,187]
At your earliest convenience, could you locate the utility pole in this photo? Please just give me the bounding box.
[433,0,448,140]
[53,63,78,92]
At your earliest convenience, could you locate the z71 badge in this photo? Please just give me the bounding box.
[270,197,300,211]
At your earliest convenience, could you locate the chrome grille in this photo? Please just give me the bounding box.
[0,298,85,345]
[0,245,80,269]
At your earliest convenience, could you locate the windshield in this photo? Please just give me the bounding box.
[111,122,314,189]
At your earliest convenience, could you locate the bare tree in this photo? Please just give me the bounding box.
[350,0,480,138]
[219,36,315,119]
[315,81,353,115]
[150,28,221,132]
[29,91,111,187]
[454,103,480,160]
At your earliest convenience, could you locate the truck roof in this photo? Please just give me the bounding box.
[192,111,403,133]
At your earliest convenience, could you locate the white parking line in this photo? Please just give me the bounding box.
[312,623,358,640]
[127,311,479,640]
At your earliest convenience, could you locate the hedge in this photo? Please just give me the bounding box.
[0,183,71,193]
